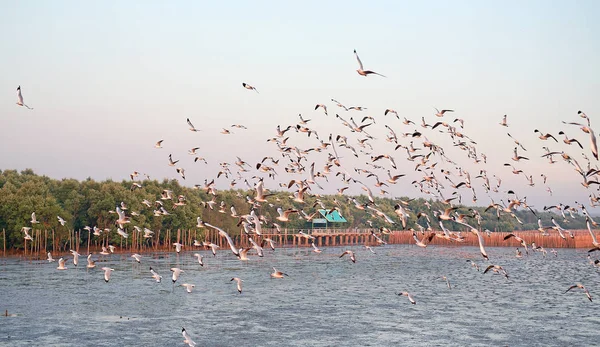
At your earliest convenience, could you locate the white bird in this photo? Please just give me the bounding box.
[57,216,66,226]
[86,254,96,268]
[108,245,116,253]
[171,268,184,283]
[117,228,129,239]
[101,267,114,282]
[242,82,259,93]
[16,86,33,109]
[205,223,240,259]
[340,250,356,263]
[30,212,40,224]
[187,118,200,132]
[193,253,204,266]
[150,267,162,283]
[47,252,55,262]
[248,237,264,257]
[154,139,163,148]
[231,277,243,294]
[311,242,322,253]
[22,227,33,241]
[173,242,183,253]
[397,291,416,304]
[70,250,81,267]
[182,328,197,347]
[271,267,289,278]
[413,231,435,248]
[202,241,219,256]
[364,245,376,254]
[434,108,454,117]
[565,283,593,302]
[181,283,195,293]
[131,253,142,263]
[354,49,386,77]
[276,207,298,222]
[57,257,67,270]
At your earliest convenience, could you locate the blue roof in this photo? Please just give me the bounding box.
[318,209,347,223]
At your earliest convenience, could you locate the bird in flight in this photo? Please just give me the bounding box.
[354,49,386,77]
[242,83,259,93]
[16,86,33,109]
[187,118,200,132]
[564,283,592,302]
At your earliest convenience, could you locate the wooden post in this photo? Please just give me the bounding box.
[3,229,5,257]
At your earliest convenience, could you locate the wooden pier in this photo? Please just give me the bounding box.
[1,227,596,258]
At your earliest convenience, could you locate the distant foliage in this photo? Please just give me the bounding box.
[0,169,585,250]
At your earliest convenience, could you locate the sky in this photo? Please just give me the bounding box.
[1,1,599,209]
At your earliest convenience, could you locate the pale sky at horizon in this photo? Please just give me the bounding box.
[1,1,599,209]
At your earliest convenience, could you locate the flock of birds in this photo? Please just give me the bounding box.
[14,49,600,346]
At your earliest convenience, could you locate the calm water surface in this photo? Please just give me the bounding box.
[1,245,599,346]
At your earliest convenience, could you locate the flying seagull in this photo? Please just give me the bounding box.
[16,86,33,109]
[354,49,386,77]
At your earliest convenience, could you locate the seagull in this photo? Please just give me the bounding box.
[202,241,219,256]
[101,267,114,282]
[311,242,322,253]
[86,254,96,268]
[434,108,453,117]
[396,291,416,304]
[57,216,66,226]
[364,245,376,254]
[276,207,298,222]
[412,231,435,248]
[16,86,33,109]
[57,257,67,270]
[261,238,276,251]
[231,277,243,293]
[270,267,289,278]
[441,276,451,289]
[499,114,508,127]
[187,118,200,132]
[483,265,509,279]
[467,260,480,271]
[182,328,197,347]
[171,268,184,283]
[340,250,356,263]
[205,223,240,259]
[564,283,592,302]
[131,254,142,263]
[315,104,328,116]
[181,283,195,293]
[384,109,399,118]
[47,252,55,262]
[154,140,163,148]
[70,250,81,267]
[30,212,40,224]
[173,242,183,253]
[193,253,204,266]
[354,49,386,77]
[150,267,162,283]
[242,83,259,93]
[534,129,558,142]
[22,227,33,241]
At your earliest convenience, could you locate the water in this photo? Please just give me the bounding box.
[1,245,599,346]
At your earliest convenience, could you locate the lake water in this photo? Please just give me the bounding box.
[1,245,599,346]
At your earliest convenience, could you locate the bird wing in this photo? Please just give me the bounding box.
[354,50,364,70]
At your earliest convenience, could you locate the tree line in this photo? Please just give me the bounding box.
[0,169,584,250]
